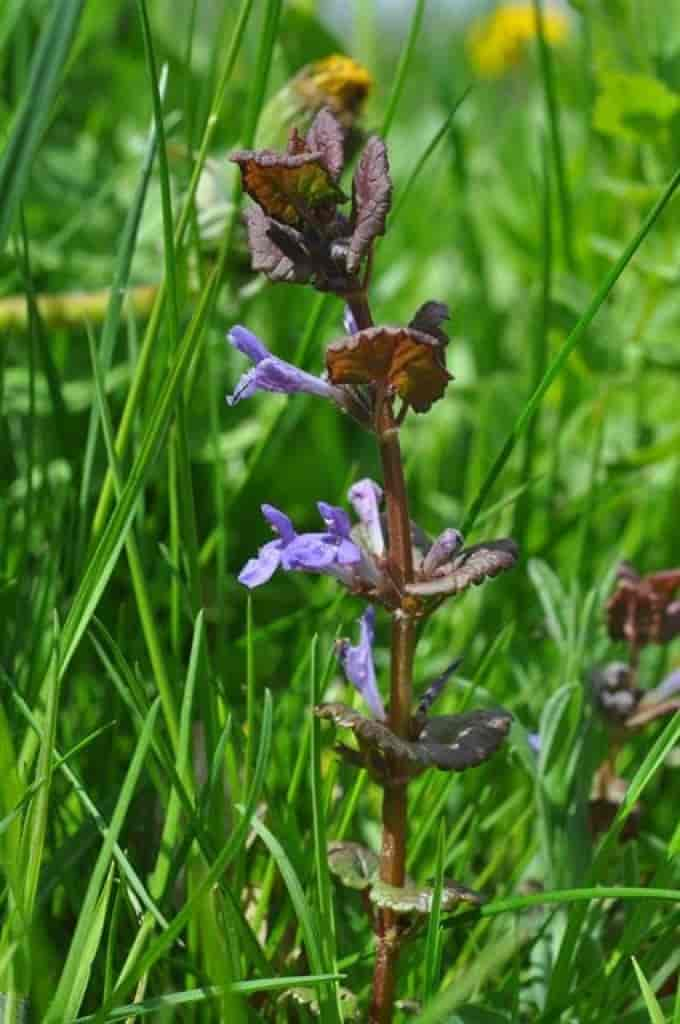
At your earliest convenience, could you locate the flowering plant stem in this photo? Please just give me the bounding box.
[349,292,416,1023]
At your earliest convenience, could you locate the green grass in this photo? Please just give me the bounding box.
[1,1,680,1020]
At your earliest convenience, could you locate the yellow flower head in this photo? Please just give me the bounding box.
[467,3,569,79]
[293,55,373,126]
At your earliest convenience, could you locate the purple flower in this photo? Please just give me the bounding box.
[337,607,385,720]
[238,501,363,589]
[643,668,680,705]
[226,326,345,407]
[348,478,385,556]
[343,305,359,335]
[423,528,464,575]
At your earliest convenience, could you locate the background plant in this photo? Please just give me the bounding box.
[1,1,680,1021]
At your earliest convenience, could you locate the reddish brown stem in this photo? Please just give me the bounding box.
[347,293,418,1024]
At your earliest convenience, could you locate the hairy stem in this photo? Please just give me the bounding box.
[347,293,417,1023]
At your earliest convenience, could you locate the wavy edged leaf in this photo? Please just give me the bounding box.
[369,877,483,914]
[305,107,345,179]
[327,840,379,889]
[347,136,392,272]
[231,148,345,225]
[326,325,452,413]
[278,985,360,1020]
[408,300,450,345]
[315,704,511,772]
[408,539,519,597]
[417,710,512,771]
[244,206,313,283]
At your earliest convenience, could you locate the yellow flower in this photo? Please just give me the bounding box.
[293,55,373,126]
[467,3,569,79]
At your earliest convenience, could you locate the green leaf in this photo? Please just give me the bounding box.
[278,5,345,71]
[61,864,116,1022]
[0,0,86,251]
[45,701,160,1022]
[631,956,666,1024]
[327,841,379,890]
[594,70,680,144]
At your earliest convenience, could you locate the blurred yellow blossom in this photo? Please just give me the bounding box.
[467,4,569,78]
[293,55,373,126]
[255,54,373,150]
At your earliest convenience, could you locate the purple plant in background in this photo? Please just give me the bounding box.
[227,107,519,1023]
[588,563,680,839]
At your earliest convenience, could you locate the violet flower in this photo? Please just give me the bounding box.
[238,501,364,589]
[238,483,388,596]
[337,606,386,720]
[343,305,359,335]
[226,325,345,407]
[348,478,385,556]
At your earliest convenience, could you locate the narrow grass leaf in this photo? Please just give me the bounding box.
[631,956,666,1024]
[380,0,427,137]
[0,0,85,251]
[60,268,217,683]
[423,823,446,1003]
[6,678,169,932]
[45,700,160,1022]
[78,68,163,525]
[105,692,273,1008]
[60,863,116,1022]
[248,814,326,980]
[19,616,60,920]
[392,86,471,222]
[309,636,342,1024]
[74,974,341,1022]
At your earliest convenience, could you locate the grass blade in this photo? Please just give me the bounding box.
[0,0,86,251]
[462,165,680,534]
[631,956,666,1024]
[45,700,160,1022]
[380,0,427,137]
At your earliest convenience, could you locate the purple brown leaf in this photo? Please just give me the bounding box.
[306,107,345,181]
[346,136,392,274]
[314,703,511,772]
[244,206,312,284]
[408,301,450,346]
[407,539,519,597]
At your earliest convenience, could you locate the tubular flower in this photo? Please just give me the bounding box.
[467,3,569,79]
[227,325,346,407]
[337,606,386,720]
